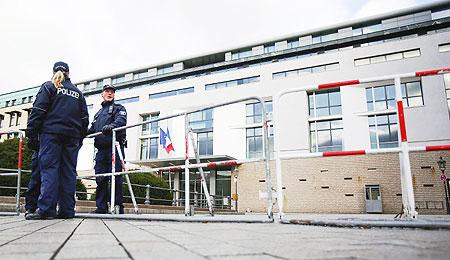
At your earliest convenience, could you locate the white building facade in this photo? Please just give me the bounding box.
[2,2,450,213]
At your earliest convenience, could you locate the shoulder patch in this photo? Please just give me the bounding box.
[119,111,127,115]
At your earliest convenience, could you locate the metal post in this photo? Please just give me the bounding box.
[261,102,274,220]
[184,113,190,216]
[272,95,284,220]
[394,77,417,219]
[110,130,116,214]
[174,172,180,206]
[145,184,150,205]
[441,171,450,214]
[234,174,238,212]
[188,129,214,215]
[115,142,139,213]
[16,132,23,215]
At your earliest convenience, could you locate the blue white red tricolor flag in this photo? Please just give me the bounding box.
[160,127,175,154]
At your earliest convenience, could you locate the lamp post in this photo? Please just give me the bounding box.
[437,157,450,214]
[233,174,238,212]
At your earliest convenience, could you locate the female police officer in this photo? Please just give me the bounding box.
[26,61,89,220]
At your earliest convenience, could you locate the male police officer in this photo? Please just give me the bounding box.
[88,84,127,214]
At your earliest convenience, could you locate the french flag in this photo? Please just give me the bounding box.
[159,127,175,154]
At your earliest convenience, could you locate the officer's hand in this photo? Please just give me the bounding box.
[27,137,39,151]
[102,124,114,135]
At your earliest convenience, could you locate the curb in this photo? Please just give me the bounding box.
[281,218,450,230]
[75,213,274,224]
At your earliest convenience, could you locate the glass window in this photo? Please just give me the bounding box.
[354,58,370,66]
[309,90,342,117]
[134,71,150,80]
[246,101,273,158]
[0,115,3,128]
[97,80,104,89]
[142,113,159,135]
[439,43,450,53]
[264,44,275,54]
[366,85,396,111]
[272,63,338,79]
[386,53,403,61]
[140,137,158,160]
[362,23,382,34]
[352,28,363,36]
[370,56,386,64]
[369,114,398,149]
[115,96,139,105]
[111,75,126,84]
[287,40,299,49]
[403,49,420,58]
[325,63,340,71]
[246,101,272,125]
[432,9,450,20]
[157,65,174,75]
[402,81,424,107]
[149,87,194,99]
[205,76,259,90]
[9,113,15,127]
[444,74,450,115]
[231,49,253,60]
[246,127,263,158]
[189,109,213,131]
[366,81,423,111]
[310,119,343,152]
[197,131,213,156]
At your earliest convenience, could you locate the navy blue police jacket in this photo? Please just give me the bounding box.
[26,79,89,140]
[88,100,127,149]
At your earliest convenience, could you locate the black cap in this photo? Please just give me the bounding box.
[103,84,116,92]
[53,61,69,73]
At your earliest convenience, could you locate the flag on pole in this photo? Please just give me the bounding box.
[160,127,175,154]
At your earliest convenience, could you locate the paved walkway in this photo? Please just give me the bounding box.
[1,214,450,259]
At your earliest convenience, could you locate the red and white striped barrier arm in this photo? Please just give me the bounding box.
[280,145,450,160]
[313,67,450,90]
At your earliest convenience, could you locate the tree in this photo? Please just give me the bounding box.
[0,138,87,197]
[0,138,33,196]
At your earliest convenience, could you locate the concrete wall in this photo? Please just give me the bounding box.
[234,151,450,214]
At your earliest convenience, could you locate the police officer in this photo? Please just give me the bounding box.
[24,145,41,217]
[26,61,89,220]
[88,84,127,214]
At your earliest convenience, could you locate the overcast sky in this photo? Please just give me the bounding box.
[0,0,439,94]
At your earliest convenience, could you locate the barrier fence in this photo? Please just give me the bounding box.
[84,96,274,219]
[0,130,23,215]
[2,68,450,221]
[273,67,450,220]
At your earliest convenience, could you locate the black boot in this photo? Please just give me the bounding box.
[25,209,52,220]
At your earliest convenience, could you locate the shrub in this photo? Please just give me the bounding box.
[123,173,173,205]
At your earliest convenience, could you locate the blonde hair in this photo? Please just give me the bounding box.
[52,71,65,89]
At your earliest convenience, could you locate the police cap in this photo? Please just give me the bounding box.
[53,61,69,73]
[103,84,116,92]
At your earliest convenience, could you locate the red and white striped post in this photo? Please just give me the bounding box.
[273,67,450,220]
[394,77,417,219]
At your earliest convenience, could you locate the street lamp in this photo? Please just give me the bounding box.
[437,157,450,214]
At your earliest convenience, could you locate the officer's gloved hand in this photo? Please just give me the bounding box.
[27,137,39,151]
[102,124,114,135]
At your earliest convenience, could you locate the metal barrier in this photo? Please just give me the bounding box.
[128,183,233,210]
[273,67,450,220]
[0,130,24,215]
[84,96,274,219]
